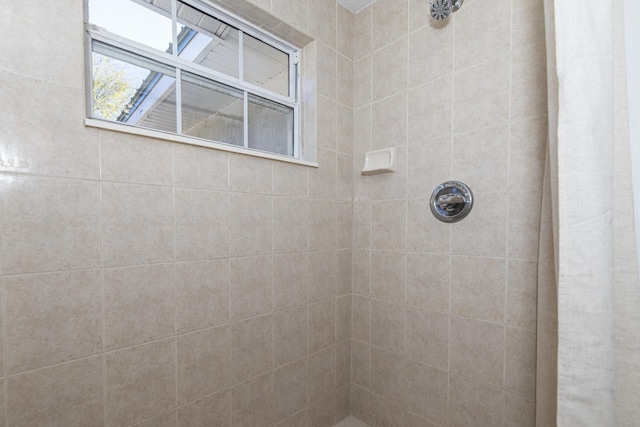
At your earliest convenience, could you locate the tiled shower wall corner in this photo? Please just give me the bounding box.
[0,0,355,426]
[350,0,547,425]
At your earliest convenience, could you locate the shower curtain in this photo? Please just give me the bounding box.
[538,1,640,426]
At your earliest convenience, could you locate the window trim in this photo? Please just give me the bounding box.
[84,117,318,167]
[84,0,306,161]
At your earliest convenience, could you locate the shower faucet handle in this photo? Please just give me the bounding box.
[430,181,474,223]
[437,193,465,210]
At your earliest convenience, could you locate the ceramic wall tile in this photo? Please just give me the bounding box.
[454,0,511,70]
[403,360,448,425]
[232,373,275,427]
[230,255,273,321]
[0,73,99,179]
[101,182,174,267]
[273,252,308,311]
[453,57,510,133]
[1,176,100,274]
[104,263,175,350]
[229,193,273,257]
[229,154,273,194]
[177,326,231,405]
[405,307,449,371]
[106,339,176,427]
[231,314,274,383]
[337,4,355,59]
[309,300,336,353]
[308,250,337,303]
[370,251,405,302]
[448,374,504,427]
[450,316,505,387]
[406,253,450,312]
[173,143,229,191]
[274,306,308,368]
[175,259,229,334]
[452,126,509,194]
[371,299,404,354]
[354,7,372,59]
[4,270,102,374]
[7,357,103,427]
[505,327,537,399]
[275,359,308,422]
[408,78,453,142]
[100,132,173,185]
[1,1,84,85]
[308,347,335,404]
[507,260,538,331]
[174,189,229,261]
[273,197,309,253]
[450,256,506,323]
[372,0,408,50]
[177,390,231,427]
[372,37,407,102]
[408,22,453,88]
[317,43,337,101]
[307,0,337,48]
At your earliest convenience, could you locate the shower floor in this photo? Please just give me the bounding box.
[334,416,370,427]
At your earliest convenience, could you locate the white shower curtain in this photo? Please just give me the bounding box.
[539,1,640,426]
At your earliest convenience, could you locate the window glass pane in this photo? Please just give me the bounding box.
[182,72,244,147]
[175,1,240,79]
[92,42,177,132]
[89,0,174,52]
[248,94,293,155]
[243,33,289,97]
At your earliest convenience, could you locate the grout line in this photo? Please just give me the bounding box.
[503,0,516,396]
[4,352,108,379]
[1,273,8,426]
[270,162,277,419]
[365,5,373,412]
[97,129,108,426]
[447,9,457,422]
[170,142,179,411]
[2,375,5,427]
[402,0,410,363]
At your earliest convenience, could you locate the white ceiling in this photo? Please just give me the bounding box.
[337,0,376,13]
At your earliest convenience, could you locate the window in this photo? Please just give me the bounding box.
[85,0,300,158]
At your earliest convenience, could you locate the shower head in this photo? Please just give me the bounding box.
[430,0,463,21]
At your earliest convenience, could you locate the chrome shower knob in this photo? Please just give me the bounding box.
[430,181,473,223]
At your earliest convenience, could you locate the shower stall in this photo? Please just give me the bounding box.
[4,0,622,425]
[0,0,547,427]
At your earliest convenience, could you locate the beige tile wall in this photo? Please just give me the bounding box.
[350,0,546,425]
[0,0,354,426]
[0,0,547,425]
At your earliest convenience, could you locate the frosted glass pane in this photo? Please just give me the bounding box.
[248,94,293,155]
[181,72,244,147]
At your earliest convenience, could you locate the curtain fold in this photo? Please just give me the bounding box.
[539,1,640,425]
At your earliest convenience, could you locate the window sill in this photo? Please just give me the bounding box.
[85,118,318,168]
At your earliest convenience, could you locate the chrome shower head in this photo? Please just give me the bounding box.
[430,0,452,21]
[430,0,463,21]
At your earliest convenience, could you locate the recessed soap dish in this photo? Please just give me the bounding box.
[361,148,396,175]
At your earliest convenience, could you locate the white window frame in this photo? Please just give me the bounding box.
[84,0,306,162]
